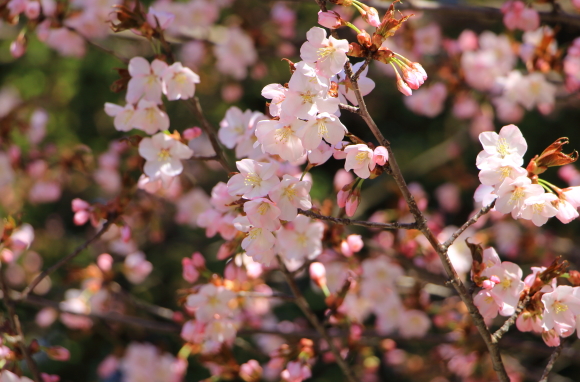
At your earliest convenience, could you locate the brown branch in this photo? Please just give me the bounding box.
[352,57,371,83]
[492,294,531,343]
[0,269,42,382]
[338,103,361,114]
[539,343,563,382]
[185,98,233,173]
[441,200,496,250]
[277,255,358,382]
[298,208,417,230]
[17,217,117,301]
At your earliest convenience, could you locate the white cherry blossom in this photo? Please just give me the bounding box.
[138,132,193,181]
[268,175,312,221]
[300,27,349,78]
[161,62,200,101]
[227,159,280,199]
[126,57,168,104]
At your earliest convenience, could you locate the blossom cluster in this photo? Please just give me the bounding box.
[475,124,580,226]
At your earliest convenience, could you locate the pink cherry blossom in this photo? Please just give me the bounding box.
[233,216,276,265]
[268,175,312,221]
[344,144,374,179]
[124,252,153,284]
[541,286,580,337]
[520,193,559,226]
[495,176,544,218]
[255,118,306,162]
[276,215,324,268]
[132,99,170,134]
[139,133,193,180]
[300,112,347,150]
[162,62,200,101]
[477,124,528,168]
[104,103,136,132]
[307,141,334,166]
[300,27,349,78]
[186,284,236,322]
[398,310,431,338]
[244,198,282,231]
[227,159,280,199]
[126,57,168,104]
[261,83,287,117]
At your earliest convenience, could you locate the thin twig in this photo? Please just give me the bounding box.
[0,269,42,382]
[539,343,563,382]
[277,255,358,382]
[298,208,417,230]
[17,217,117,300]
[338,103,361,114]
[185,98,233,173]
[441,200,496,250]
[492,294,531,343]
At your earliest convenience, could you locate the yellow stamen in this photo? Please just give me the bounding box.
[282,185,296,201]
[257,202,270,215]
[496,137,510,158]
[355,151,368,164]
[275,126,292,143]
[318,119,328,137]
[300,91,315,104]
[244,173,262,187]
[158,148,171,161]
[553,301,568,314]
[317,45,336,60]
[508,187,525,205]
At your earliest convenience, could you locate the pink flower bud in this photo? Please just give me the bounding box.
[345,193,360,217]
[73,210,90,226]
[183,127,202,140]
[46,346,70,361]
[224,262,247,282]
[489,275,501,284]
[182,258,200,283]
[97,253,113,272]
[337,189,348,208]
[191,252,206,268]
[362,7,380,27]
[373,146,389,166]
[309,262,327,287]
[71,198,90,212]
[120,225,131,242]
[35,307,58,328]
[334,169,354,191]
[482,279,495,289]
[346,234,363,253]
[411,62,428,81]
[1,248,14,262]
[395,71,412,96]
[542,329,561,347]
[318,11,342,29]
[340,240,353,257]
[10,38,26,58]
[457,30,478,51]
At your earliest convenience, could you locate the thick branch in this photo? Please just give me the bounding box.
[442,200,496,250]
[0,269,42,382]
[277,256,358,382]
[185,98,233,173]
[18,217,117,300]
[539,343,563,382]
[298,208,417,230]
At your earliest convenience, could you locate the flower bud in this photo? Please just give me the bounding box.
[183,127,202,140]
[337,189,348,208]
[361,6,380,27]
[25,1,41,19]
[97,253,113,272]
[346,234,363,252]
[318,11,343,29]
[372,146,389,167]
[309,262,327,287]
[182,258,200,283]
[71,198,90,212]
[345,191,360,217]
[348,42,365,57]
[10,36,26,58]
[73,210,90,226]
[46,346,70,361]
[395,71,412,96]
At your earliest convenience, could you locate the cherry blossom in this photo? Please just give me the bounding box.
[541,286,580,338]
[138,132,193,181]
[477,124,528,168]
[161,62,200,101]
[227,159,280,199]
[300,112,347,150]
[268,175,312,221]
[186,284,236,322]
[520,193,559,226]
[132,100,170,134]
[255,118,306,162]
[300,27,349,78]
[344,144,374,179]
[104,103,136,132]
[126,57,168,104]
[244,198,282,231]
[495,176,545,218]
[233,216,276,264]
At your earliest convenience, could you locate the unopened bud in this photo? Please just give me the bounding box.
[97,253,114,272]
[361,6,380,27]
[348,42,365,57]
[372,146,389,167]
[46,346,70,361]
[395,70,412,96]
[10,35,27,58]
[318,11,344,29]
[345,191,360,217]
[309,262,327,287]
[183,127,202,140]
[240,359,263,382]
